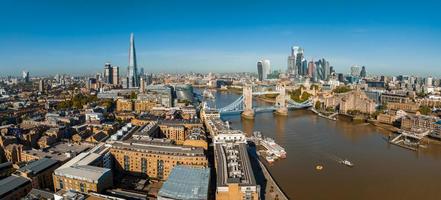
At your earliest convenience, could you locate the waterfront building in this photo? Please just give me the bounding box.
[401,114,439,131]
[127,33,139,88]
[109,139,208,180]
[214,137,259,200]
[16,158,60,190]
[0,175,32,200]
[201,110,260,200]
[158,166,210,200]
[322,90,376,114]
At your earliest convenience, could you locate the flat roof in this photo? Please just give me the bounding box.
[111,140,205,156]
[215,143,257,187]
[54,165,111,183]
[0,175,30,198]
[22,142,93,162]
[18,158,58,175]
[158,166,210,200]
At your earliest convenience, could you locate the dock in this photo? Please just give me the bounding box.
[389,129,430,151]
[310,108,337,121]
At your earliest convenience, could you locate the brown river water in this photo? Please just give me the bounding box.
[210,90,441,200]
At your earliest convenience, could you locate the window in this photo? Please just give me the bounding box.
[141,158,147,174]
[124,155,130,171]
[59,179,64,189]
[80,183,85,192]
[157,160,164,179]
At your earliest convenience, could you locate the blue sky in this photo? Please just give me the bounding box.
[0,0,440,76]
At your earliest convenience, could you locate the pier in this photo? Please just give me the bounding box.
[389,129,430,151]
[310,108,338,121]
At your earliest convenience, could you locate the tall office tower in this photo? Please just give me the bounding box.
[308,60,317,82]
[257,59,271,81]
[103,62,112,84]
[127,33,139,88]
[330,66,335,74]
[426,76,433,87]
[295,47,304,75]
[287,46,299,75]
[139,67,145,77]
[22,70,29,83]
[38,79,45,93]
[360,66,367,78]
[350,65,361,77]
[315,61,324,81]
[301,59,308,76]
[322,58,330,80]
[257,61,264,81]
[111,66,119,85]
[139,77,145,93]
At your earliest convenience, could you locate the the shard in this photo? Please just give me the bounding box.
[127,33,138,88]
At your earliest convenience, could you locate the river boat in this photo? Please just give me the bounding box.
[339,159,354,167]
[203,89,215,99]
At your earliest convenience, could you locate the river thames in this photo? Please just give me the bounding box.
[205,89,441,200]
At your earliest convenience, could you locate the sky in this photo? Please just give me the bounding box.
[0,0,440,77]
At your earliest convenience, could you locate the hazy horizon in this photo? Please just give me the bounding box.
[1,0,440,77]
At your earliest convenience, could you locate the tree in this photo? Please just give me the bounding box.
[310,84,319,90]
[130,91,137,99]
[333,86,352,93]
[315,101,322,110]
[419,105,431,115]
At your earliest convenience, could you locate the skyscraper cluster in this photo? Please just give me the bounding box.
[257,59,271,81]
[287,46,331,82]
[103,62,120,85]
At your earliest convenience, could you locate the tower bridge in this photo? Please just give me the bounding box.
[210,84,312,118]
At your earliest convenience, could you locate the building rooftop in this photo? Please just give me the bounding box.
[18,158,58,175]
[54,165,111,183]
[215,143,256,187]
[24,188,55,200]
[0,161,12,170]
[158,166,210,200]
[22,142,93,162]
[0,175,31,198]
[111,140,205,156]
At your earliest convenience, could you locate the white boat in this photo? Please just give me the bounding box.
[261,137,287,159]
[265,155,275,163]
[220,85,228,91]
[339,159,354,167]
[202,89,215,99]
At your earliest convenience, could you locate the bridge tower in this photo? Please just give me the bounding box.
[275,83,288,115]
[241,84,255,119]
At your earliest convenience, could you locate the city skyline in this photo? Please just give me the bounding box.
[1,0,441,76]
